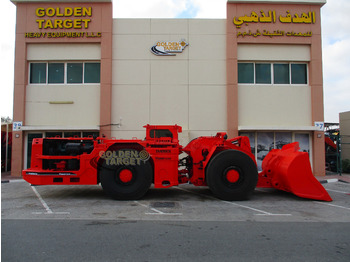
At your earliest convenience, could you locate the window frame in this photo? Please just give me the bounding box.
[238,62,308,86]
[28,61,101,85]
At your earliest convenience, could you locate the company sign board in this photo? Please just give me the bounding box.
[25,6,102,39]
[151,40,189,56]
[234,10,316,38]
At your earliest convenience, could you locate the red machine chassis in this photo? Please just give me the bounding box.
[23,124,332,201]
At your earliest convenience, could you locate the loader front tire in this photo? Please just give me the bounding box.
[99,149,153,200]
[206,150,258,201]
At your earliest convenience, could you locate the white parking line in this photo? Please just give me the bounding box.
[145,211,183,216]
[134,201,183,216]
[175,187,291,216]
[30,186,70,215]
[1,179,26,183]
[326,189,350,194]
[31,186,53,214]
[324,178,339,183]
[32,211,70,215]
[315,201,350,211]
[223,201,291,216]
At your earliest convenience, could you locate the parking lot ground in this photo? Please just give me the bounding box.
[2,178,350,222]
[2,176,350,262]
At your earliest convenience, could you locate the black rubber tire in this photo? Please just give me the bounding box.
[206,149,258,201]
[100,149,152,200]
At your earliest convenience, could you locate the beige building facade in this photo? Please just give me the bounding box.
[10,0,327,177]
[340,111,350,161]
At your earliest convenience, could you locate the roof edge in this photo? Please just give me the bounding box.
[227,0,326,6]
[11,0,112,5]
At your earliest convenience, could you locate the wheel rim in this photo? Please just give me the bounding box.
[119,169,133,183]
[223,166,243,186]
[226,169,240,183]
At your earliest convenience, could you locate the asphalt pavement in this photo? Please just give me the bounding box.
[2,219,350,262]
[2,171,350,261]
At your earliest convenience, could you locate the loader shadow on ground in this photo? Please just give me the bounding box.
[29,184,213,202]
[28,183,319,203]
[30,185,109,200]
[252,188,308,202]
[143,186,214,201]
[144,185,308,203]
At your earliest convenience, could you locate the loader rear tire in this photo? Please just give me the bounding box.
[206,150,258,201]
[99,149,153,200]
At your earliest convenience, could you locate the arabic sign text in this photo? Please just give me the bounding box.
[233,10,316,28]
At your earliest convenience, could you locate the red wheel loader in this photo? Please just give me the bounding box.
[22,125,332,201]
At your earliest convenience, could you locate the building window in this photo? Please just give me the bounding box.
[67,63,83,84]
[275,132,292,149]
[295,133,310,153]
[240,131,310,171]
[45,132,62,138]
[82,131,99,138]
[30,63,46,84]
[84,63,100,83]
[238,62,308,85]
[256,63,271,84]
[44,131,100,138]
[291,64,307,84]
[273,63,290,84]
[29,62,100,84]
[48,63,64,84]
[64,131,81,138]
[238,63,254,84]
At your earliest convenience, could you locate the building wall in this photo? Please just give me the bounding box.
[340,111,350,161]
[226,1,325,175]
[25,44,101,127]
[11,0,112,176]
[111,19,227,144]
[10,0,327,177]
[237,44,312,128]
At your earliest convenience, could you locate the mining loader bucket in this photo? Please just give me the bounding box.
[258,142,332,201]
